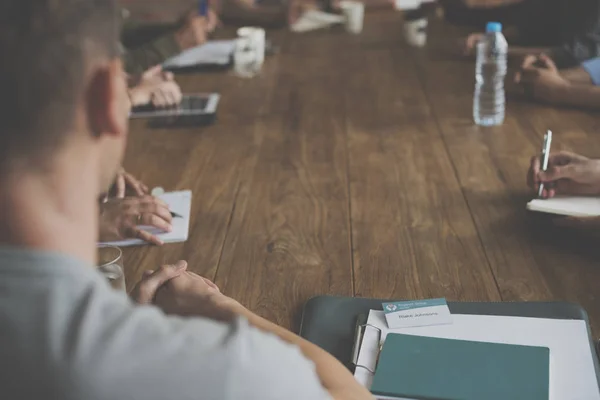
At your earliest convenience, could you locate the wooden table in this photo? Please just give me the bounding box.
[123,12,600,335]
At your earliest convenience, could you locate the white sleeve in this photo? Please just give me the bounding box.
[57,282,331,400]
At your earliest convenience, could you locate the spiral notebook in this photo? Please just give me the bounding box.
[99,190,192,247]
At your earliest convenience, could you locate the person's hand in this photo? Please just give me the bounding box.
[175,12,209,50]
[99,196,173,246]
[111,168,149,198]
[130,261,188,304]
[154,270,240,321]
[288,0,318,25]
[527,151,600,198]
[461,33,483,56]
[206,8,221,32]
[128,66,183,108]
[515,53,570,104]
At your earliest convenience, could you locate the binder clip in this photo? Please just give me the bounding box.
[351,322,382,374]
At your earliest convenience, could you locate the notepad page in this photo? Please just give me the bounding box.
[355,311,600,400]
[290,11,344,32]
[526,196,600,217]
[162,40,235,69]
[99,190,192,247]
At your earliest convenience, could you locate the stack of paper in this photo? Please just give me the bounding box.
[355,310,600,399]
[99,190,192,247]
[162,40,236,69]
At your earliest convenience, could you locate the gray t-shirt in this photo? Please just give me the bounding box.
[0,247,330,400]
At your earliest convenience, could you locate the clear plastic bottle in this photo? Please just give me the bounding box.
[473,22,508,126]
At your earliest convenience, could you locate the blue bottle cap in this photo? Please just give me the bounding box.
[486,22,502,33]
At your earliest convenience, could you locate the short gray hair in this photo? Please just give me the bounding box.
[0,0,121,170]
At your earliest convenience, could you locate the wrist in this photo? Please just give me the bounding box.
[549,82,572,105]
[174,29,191,51]
[212,295,246,320]
[128,87,150,107]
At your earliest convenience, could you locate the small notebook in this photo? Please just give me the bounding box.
[526,196,600,217]
[162,40,236,69]
[99,190,192,247]
[371,333,550,400]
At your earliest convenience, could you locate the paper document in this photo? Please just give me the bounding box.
[291,10,345,32]
[394,0,420,9]
[527,196,600,217]
[355,310,600,400]
[162,40,235,69]
[99,190,192,247]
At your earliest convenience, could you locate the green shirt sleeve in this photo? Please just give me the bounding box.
[121,18,182,75]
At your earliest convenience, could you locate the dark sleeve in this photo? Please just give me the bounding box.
[121,19,182,75]
[439,0,527,28]
[550,0,600,67]
[557,28,600,67]
[123,34,182,75]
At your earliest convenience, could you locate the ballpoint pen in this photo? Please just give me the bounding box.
[538,130,553,198]
[199,0,208,17]
[170,212,183,218]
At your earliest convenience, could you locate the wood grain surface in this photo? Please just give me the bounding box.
[122,12,600,335]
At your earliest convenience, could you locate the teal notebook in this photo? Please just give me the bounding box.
[371,333,549,400]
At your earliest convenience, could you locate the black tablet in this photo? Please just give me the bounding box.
[130,93,220,127]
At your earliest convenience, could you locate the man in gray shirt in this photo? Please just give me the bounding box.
[0,1,373,399]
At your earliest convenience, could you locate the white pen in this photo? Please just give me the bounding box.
[538,130,553,198]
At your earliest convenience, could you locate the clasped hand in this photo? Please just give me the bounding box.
[130,261,238,321]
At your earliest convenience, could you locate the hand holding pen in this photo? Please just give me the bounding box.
[527,138,600,199]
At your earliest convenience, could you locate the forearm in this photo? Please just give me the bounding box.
[561,66,593,85]
[554,84,600,109]
[508,46,553,59]
[228,301,374,400]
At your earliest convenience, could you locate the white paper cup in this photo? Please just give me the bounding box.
[234,47,259,78]
[404,17,427,47]
[339,1,364,34]
[237,26,265,68]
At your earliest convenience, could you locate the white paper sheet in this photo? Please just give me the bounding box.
[527,196,600,217]
[290,10,345,32]
[355,310,600,400]
[99,190,192,247]
[162,40,236,69]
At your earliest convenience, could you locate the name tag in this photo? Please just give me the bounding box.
[382,298,452,329]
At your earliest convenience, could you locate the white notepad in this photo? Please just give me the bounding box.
[526,196,600,217]
[355,310,600,400]
[99,190,192,247]
[162,40,236,69]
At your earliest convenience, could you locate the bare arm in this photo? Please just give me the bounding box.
[147,269,375,400]
[561,66,593,85]
[553,84,600,109]
[508,46,553,59]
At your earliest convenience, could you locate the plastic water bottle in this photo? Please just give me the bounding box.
[473,22,508,126]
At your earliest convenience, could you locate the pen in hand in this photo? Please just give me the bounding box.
[170,212,183,219]
[538,130,553,198]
